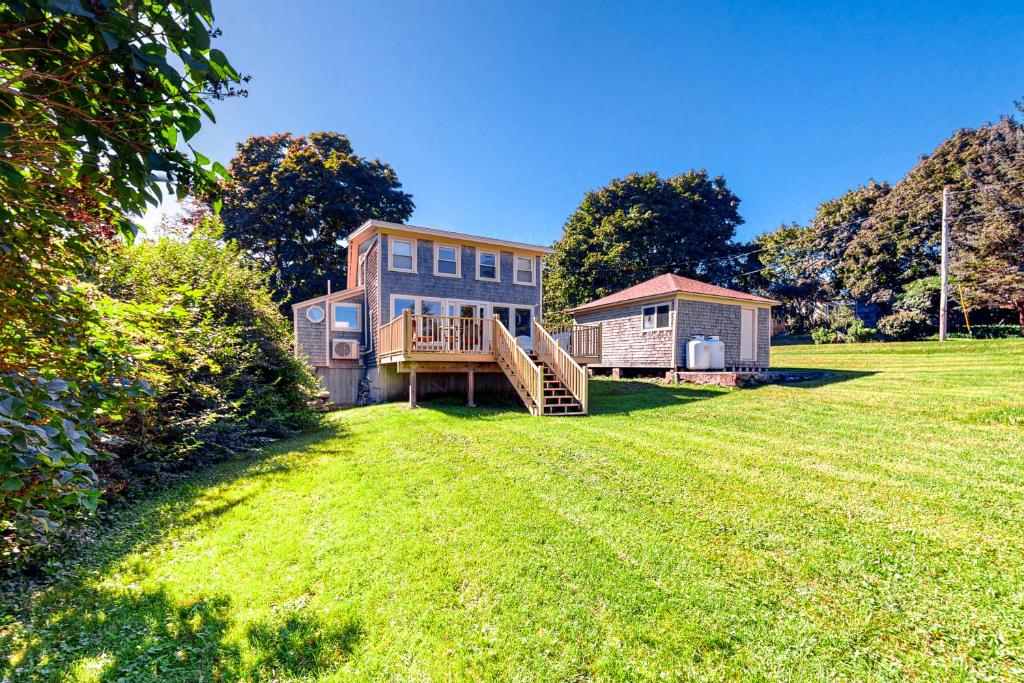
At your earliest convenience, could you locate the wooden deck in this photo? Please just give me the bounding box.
[378,312,598,415]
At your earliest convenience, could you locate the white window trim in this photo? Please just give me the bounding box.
[433,243,461,278]
[387,294,535,333]
[331,302,362,332]
[356,251,367,286]
[475,249,500,282]
[513,253,536,286]
[641,302,673,331]
[305,304,325,324]
[388,237,417,273]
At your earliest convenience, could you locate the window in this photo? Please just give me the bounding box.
[514,307,532,337]
[421,299,443,316]
[514,255,535,285]
[305,305,325,323]
[642,303,672,330]
[434,244,460,277]
[492,306,510,330]
[477,250,499,281]
[392,297,416,319]
[332,303,361,331]
[389,238,416,272]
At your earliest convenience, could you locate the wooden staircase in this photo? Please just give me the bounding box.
[532,353,585,415]
[492,316,589,417]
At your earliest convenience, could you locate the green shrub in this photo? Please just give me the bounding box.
[101,223,321,470]
[878,310,931,340]
[811,327,837,345]
[842,319,877,343]
[969,324,1023,339]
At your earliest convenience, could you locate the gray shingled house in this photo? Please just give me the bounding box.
[568,273,777,375]
[292,220,599,415]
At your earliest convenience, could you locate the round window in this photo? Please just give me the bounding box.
[306,305,325,323]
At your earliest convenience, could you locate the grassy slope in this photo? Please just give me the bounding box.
[2,340,1023,682]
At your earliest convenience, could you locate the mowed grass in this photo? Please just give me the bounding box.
[3,340,1024,681]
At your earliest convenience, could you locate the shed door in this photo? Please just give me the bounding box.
[740,307,756,362]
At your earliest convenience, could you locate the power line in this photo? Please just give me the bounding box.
[946,178,1024,196]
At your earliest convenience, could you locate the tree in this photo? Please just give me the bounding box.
[545,171,742,312]
[214,132,415,309]
[0,0,242,568]
[951,116,1024,331]
[737,223,825,333]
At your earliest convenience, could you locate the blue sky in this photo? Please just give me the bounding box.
[150,1,1024,245]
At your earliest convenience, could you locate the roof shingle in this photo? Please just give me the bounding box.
[568,273,778,313]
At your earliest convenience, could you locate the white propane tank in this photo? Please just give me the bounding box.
[686,336,712,370]
[706,336,726,370]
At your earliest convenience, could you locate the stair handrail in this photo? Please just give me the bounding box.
[533,320,588,413]
[493,315,544,412]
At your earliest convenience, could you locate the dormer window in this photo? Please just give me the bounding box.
[514,255,535,286]
[476,250,499,282]
[434,244,460,278]
[389,238,416,273]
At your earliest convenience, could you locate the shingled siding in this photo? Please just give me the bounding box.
[363,240,380,368]
[378,234,541,323]
[757,308,771,367]
[675,299,771,369]
[295,302,326,366]
[575,301,675,368]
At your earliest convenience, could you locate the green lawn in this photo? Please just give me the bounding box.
[3,340,1024,681]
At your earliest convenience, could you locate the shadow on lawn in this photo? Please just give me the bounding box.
[416,370,877,419]
[0,421,358,682]
[1,583,361,682]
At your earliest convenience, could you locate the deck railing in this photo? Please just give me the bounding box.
[378,311,496,357]
[533,320,588,413]
[541,322,602,363]
[493,315,544,412]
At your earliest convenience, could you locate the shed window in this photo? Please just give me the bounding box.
[514,256,535,285]
[332,303,360,331]
[434,244,460,277]
[642,303,671,330]
[390,238,415,272]
[477,251,498,281]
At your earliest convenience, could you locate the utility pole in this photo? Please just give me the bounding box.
[938,187,950,341]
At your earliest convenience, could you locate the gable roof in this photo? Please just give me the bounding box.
[568,273,778,314]
[346,220,554,255]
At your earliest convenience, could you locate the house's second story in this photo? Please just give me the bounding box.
[346,220,552,343]
[293,220,553,370]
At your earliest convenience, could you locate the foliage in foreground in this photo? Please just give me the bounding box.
[100,223,321,470]
[2,341,1022,681]
[1,228,320,572]
[0,0,245,570]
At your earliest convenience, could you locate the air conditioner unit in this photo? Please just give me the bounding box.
[332,339,360,360]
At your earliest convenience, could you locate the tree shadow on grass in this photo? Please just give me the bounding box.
[1,583,361,682]
[418,371,878,419]
[1,421,356,682]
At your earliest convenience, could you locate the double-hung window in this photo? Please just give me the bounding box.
[642,303,671,330]
[513,255,535,285]
[389,238,416,272]
[477,250,499,281]
[434,244,460,277]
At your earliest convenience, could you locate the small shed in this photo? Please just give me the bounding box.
[568,273,778,373]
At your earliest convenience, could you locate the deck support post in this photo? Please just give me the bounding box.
[611,368,621,380]
[408,370,418,409]
[466,370,476,407]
